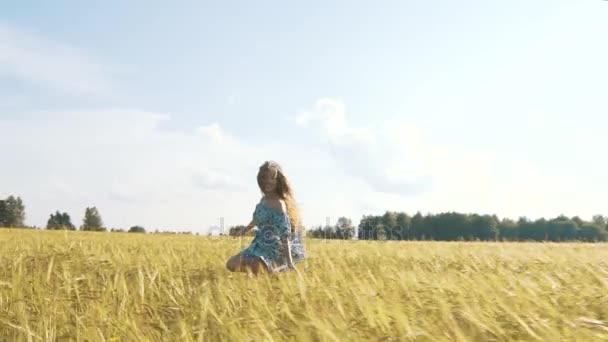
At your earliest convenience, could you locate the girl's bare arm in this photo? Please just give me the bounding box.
[281,236,295,267]
[239,217,256,235]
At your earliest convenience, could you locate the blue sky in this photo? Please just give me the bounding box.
[1,1,607,232]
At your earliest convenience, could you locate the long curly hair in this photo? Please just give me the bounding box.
[257,161,302,232]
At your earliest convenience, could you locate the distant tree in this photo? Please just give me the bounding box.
[322,225,336,239]
[306,225,322,239]
[81,207,105,231]
[518,218,547,241]
[128,225,146,233]
[1,196,26,228]
[373,223,386,240]
[498,218,518,241]
[560,220,579,241]
[471,214,498,241]
[571,216,585,228]
[335,217,355,239]
[46,211,76,230]
[432,212,471,241]
[410,212,425,240]
[357,215,375,240]
[12,196,26,227]
[578,224,607,242]
[0,200,6,227]
[592,215,606,229]
[381,211,398,240]
[395,212,411,240]
[547,217,578,241]
[228,226,241,236]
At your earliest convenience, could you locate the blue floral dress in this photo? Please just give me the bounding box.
[239,201,307,272]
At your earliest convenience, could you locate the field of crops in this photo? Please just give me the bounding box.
[0,229,607,341]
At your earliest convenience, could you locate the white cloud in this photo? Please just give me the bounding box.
[0,110,267,231]
[197,123,232,144]
[0,22,111,95]
[296,98,375,145]
[296,98,608,222]
[297,98,431,195]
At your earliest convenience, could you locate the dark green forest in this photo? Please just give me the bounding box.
[308,212,608,242]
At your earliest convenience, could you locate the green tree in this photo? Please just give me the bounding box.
[382,211,403,240]
[381,211,398,239]
[578,224,607,242]
[373,223,386,240]
[547,216,578,241]
[0,200,6,227]
[592,215,606,229]
[128,225,146,233]
[410,212,425,240]
[1,196,26,228]
[561,220,579,241]
[47,211,76,230]
[471,214,499,241]
[335,217,355,239]
[358,215,376,240]
[433,212,471,241]
[395,212,411,240]
[519,218,547,241]
[307,225,324,239]
[498,218,518,241]
[571,216,584,228]
[81,207,105,231]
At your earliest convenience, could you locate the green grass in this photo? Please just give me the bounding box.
[0,229,607,341]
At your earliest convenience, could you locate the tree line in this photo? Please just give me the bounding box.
[307,211,608,242]
[4,194,607,241]
[0,195,146,233]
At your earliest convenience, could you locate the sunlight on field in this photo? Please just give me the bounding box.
[0,229,607,341]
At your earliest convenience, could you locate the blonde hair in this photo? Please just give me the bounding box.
[257,161,302,232]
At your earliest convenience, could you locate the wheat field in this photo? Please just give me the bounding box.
[0,230,607,341]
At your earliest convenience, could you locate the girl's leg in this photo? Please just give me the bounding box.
[226,254,268,275]
[247,257,268,275]
[225,254,243,272]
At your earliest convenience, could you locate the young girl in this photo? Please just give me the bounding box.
[226,161,306,274]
